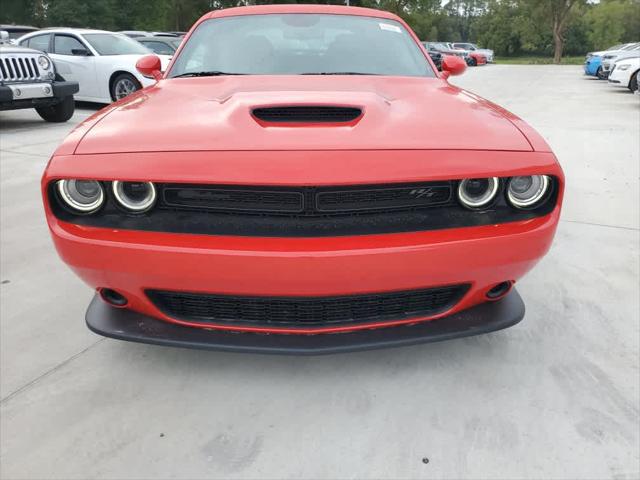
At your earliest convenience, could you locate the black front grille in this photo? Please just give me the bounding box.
[316,184,451,212]
[252,106,362,123]
[163,187,305,213]
[147,284,470,329]
[160,182,452,216]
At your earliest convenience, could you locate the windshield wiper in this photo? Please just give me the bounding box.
[172,71,248,78]
[300,72,377,75]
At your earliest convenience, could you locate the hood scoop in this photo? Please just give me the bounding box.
[251,105,363,125]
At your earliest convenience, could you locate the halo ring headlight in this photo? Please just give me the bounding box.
[112,181,156,212]
[507,175,550,209]
[57,179,104,213]
[457,177,499,209]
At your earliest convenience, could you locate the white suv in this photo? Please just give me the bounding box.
[0,31,79,121]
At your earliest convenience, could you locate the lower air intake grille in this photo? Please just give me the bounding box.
[252,106,362,123]
[147,284,470,329]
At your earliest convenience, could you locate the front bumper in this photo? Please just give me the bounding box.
[0,81,79,110]
[86,288,525,354]
[49,208,559,334]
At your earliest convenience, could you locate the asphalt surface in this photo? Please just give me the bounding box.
[1,66,639,479]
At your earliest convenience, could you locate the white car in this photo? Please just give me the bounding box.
[16,29,171,103]
[608,56,640,92]
[601,42,640,78]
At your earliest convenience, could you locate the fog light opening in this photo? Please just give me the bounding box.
[486,281,513,300]
[99,288,128,307]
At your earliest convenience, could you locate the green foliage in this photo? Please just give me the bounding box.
[1,0,638,59]
[496,55,584,64]
[585,0,640,48]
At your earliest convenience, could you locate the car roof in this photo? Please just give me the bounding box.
[203,4,400,21]
[0,24,39,30]
[138,36,181,43]
[40,28,111,34]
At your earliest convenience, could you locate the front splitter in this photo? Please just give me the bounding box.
[86,289,525,355]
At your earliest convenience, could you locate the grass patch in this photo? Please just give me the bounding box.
[496,56,584,65]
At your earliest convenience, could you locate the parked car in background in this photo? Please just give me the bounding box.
[608,56,640,92]
[421,41,442,70]
[425,42,468,63]
[136,36,182,55]
[600,43,639,79]
[119,31,180,38]
[42,5,564,354]
[119,30,150,38]
[585,42,636,60]
[584,42,637,79]
[466,51,487,66]
[452,42,494,62]
[17,29,171,103]
[444,43,485,66]
[0,31,78,121]
[0,24,39,43]
[584,54,604,78]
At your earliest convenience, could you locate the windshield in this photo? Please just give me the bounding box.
[169,14,433,77]
[83,33,151,55]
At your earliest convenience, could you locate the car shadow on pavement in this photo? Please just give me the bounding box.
[75,101,105,111]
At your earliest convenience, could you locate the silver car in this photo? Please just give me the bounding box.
[601,42,640,78]
[452,42,494,63]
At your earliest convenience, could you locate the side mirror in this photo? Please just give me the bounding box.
[136,54,163,80]
[0,31,9,43]
[441,55,466,78]
[71,48,91,56]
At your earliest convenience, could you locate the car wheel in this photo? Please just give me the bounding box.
[471,58,477,67]
[35,96,75,123]
[629,71,639,93]
[596,67,605,79]
[111,73,142,101]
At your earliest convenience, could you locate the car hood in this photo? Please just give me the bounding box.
[613,52,640,62]
[0,44,42,54]
[74,76,534,154]
[603,49,638,58]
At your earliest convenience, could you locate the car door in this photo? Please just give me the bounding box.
[50,33,98,99]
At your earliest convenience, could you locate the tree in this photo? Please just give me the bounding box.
[527,0,587,63]
[586,0,640,50]
[0,0,45,26]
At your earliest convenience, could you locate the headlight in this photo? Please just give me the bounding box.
[57,179,104,213]
[507,175,550,209]
[112,181,156,212]
[457,177,499,209]
[617,64,631,71]
[37,55,51,70]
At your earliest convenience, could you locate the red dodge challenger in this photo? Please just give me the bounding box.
[42,5,564,354]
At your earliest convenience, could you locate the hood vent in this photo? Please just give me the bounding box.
[252,106,362,124]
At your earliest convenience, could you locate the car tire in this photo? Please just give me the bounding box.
[471,58,477,67]
[596,67,605,80]
[629,71,639,93]
[35,95,75,123]
[110,73,142,101]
